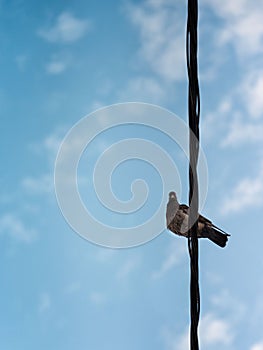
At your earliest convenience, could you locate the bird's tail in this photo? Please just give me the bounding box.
[202,227,230,248]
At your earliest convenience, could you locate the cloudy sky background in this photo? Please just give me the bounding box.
[1,0,263,349]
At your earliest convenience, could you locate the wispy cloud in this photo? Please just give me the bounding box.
[116,256,140,280]
[38,12,91,43]
[22,129,67,198]
[0,213,37,243]
[210,288,246,322]
[162,325,188,350]
[199,0,263,155]
[46,60,68,74]
[202,98,232,145]
[241,70,263,119]
[89,291,106,305]
[22,174,53,195]
[24,125,101,198]
[199,313,234,346]
[95,248,116,262]
[15,54,28,71]
[220,165,263,215]
[125,1,186,82]
[118,76,165,103]
[203,0,263,58]
[251,341,263,350]
[151,239,187,280]
[29,127,66,163]
[162,313,234,350]
[221,118,263,148]
[64,281,81,295]
[204,70,263,148]
[38,292,51,313]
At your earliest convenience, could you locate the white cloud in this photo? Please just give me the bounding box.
[203,0,263,57]
[23,129,67,197]
[126,1,186,81]
[204,70,263,148]
[29,127,65,163]
[203,98,233,144]
[199,313,234,346]
[203,0,248,20]
[38,292,51,313]
[46,60,68,74]
[151,239,187,279]
[220,13,263,57]
[0,214,37,243]
[44,131,64,157]
[24,126,101,198]
[221,118,263,148]
[65,281,81,295]
[118,77,166,102]
[251,342,263,350]
[15,54,28,71]
[22,174,53,195]
[19,128,79,214]
[89,291,106,305]
[95,248,116,262]
[220,166,263,215]
[210,288,246,323]
[241,71,263,119]
[116,257,140,280]
[90,100,106,111]
[162,313,234,350]
[162,326,188,350]
[38,12,90,43]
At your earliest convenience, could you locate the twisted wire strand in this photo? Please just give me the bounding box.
[186,0,201,349]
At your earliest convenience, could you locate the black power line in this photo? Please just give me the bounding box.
[186,0,201,349]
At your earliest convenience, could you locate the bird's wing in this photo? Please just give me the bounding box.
[198,213,212,225]
[179,204,189,213]
[178,203,230,236]
[198,213,229,235]
[210,222,230,235]
[179,204,210,223]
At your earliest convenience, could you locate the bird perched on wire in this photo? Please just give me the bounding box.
[166,191,230,248]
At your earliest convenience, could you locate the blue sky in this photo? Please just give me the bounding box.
[1,0,263,349]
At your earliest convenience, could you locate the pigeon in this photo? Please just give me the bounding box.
[166,191,230,248]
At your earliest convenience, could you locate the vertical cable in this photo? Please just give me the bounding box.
[186,0,201,349]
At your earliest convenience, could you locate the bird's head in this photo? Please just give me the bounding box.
[169,191,177,200]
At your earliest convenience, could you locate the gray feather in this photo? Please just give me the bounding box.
[166,191,230,248]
